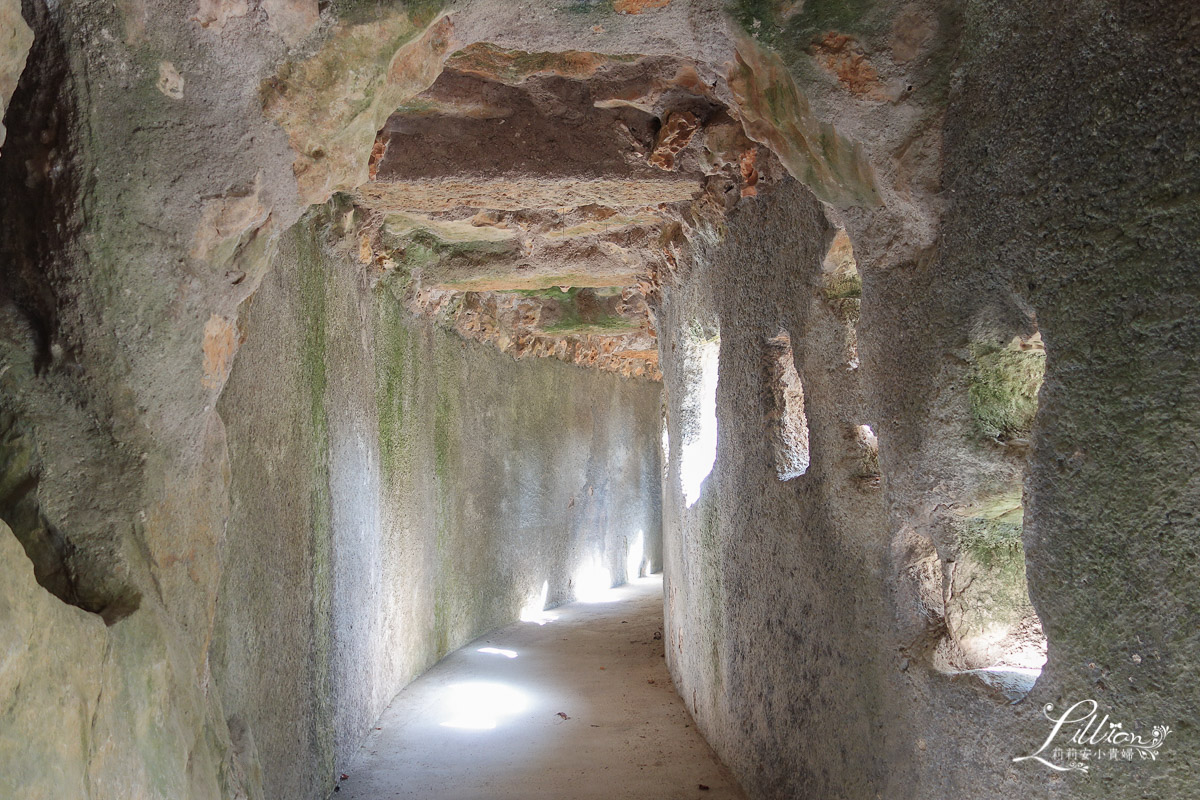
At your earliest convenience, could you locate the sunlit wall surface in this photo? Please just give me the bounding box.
[680,338,719,508]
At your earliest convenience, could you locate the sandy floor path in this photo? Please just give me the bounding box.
[336,575,746,800]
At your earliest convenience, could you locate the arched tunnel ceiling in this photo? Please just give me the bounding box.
[353,43,786,380]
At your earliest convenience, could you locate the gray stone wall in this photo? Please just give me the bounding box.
[659,3,1199,798]
[659,181,896,799]
[212,205,662,799]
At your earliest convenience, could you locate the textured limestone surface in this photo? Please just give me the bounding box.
[0,0,32,151]
[0,1,681,797]
[353,36,771,380]
[212,204,662,799]
[940,2,1200,797]
[660,180,896,799]
[0,521,106,799]
[657,2,1198,799]
[0,0,1195,798]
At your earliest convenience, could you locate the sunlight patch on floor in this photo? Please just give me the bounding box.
[439,681,530,731]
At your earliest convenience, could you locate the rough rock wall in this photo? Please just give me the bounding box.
[0,1,674,797]
[0,0,32,151]
[0,0,301,796]
[212,204,662,799]
[0,0,1195,797]
[938,1,1200,797]
[659,2,1198,799]
[660,180,894,799]
[0,519,108,798]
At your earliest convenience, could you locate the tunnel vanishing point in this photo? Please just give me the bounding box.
[0,1,1196,798]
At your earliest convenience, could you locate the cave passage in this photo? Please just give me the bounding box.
[1,3,1194,800]
[335,575,743,800]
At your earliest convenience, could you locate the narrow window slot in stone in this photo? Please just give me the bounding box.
[765,331,809,481]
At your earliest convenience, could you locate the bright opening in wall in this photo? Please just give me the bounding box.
[626,529,649,580]
[766,331,809,481]
[820,228,862,370]
[519,580,556,625]
[928,329,1048,701]
[946,488,1048,680]
[660,413,670,482]
[857,423,876,446]
[572,553,615,603]
[680,334,719,507]
[853,423,881,487]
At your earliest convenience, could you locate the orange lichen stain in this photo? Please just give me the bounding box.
[201,314,238,390]
[727,35,880,207]
[648,111,699,170]
[614,0,671,13]
[740,147,759,197]
[669,63,710,95]
[367,133,387,181]
[811,32,885,99]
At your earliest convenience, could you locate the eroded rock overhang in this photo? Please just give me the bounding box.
[256,6,877,381]
[350,42,776,380]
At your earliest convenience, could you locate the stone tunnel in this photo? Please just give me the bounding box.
[0,1,1196,799]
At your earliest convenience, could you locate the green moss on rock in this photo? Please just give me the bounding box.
[293,208,335,787]
[330,0,444,25]
[514,286,580,301]
[955,487,1023,564]
[544,316,638,335]
[728,0,884,49]
[823,269,862,300]
[375,304,411,481]
[959,515,1023,564]
[382,226,516,285]
[968,339,1044,441]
